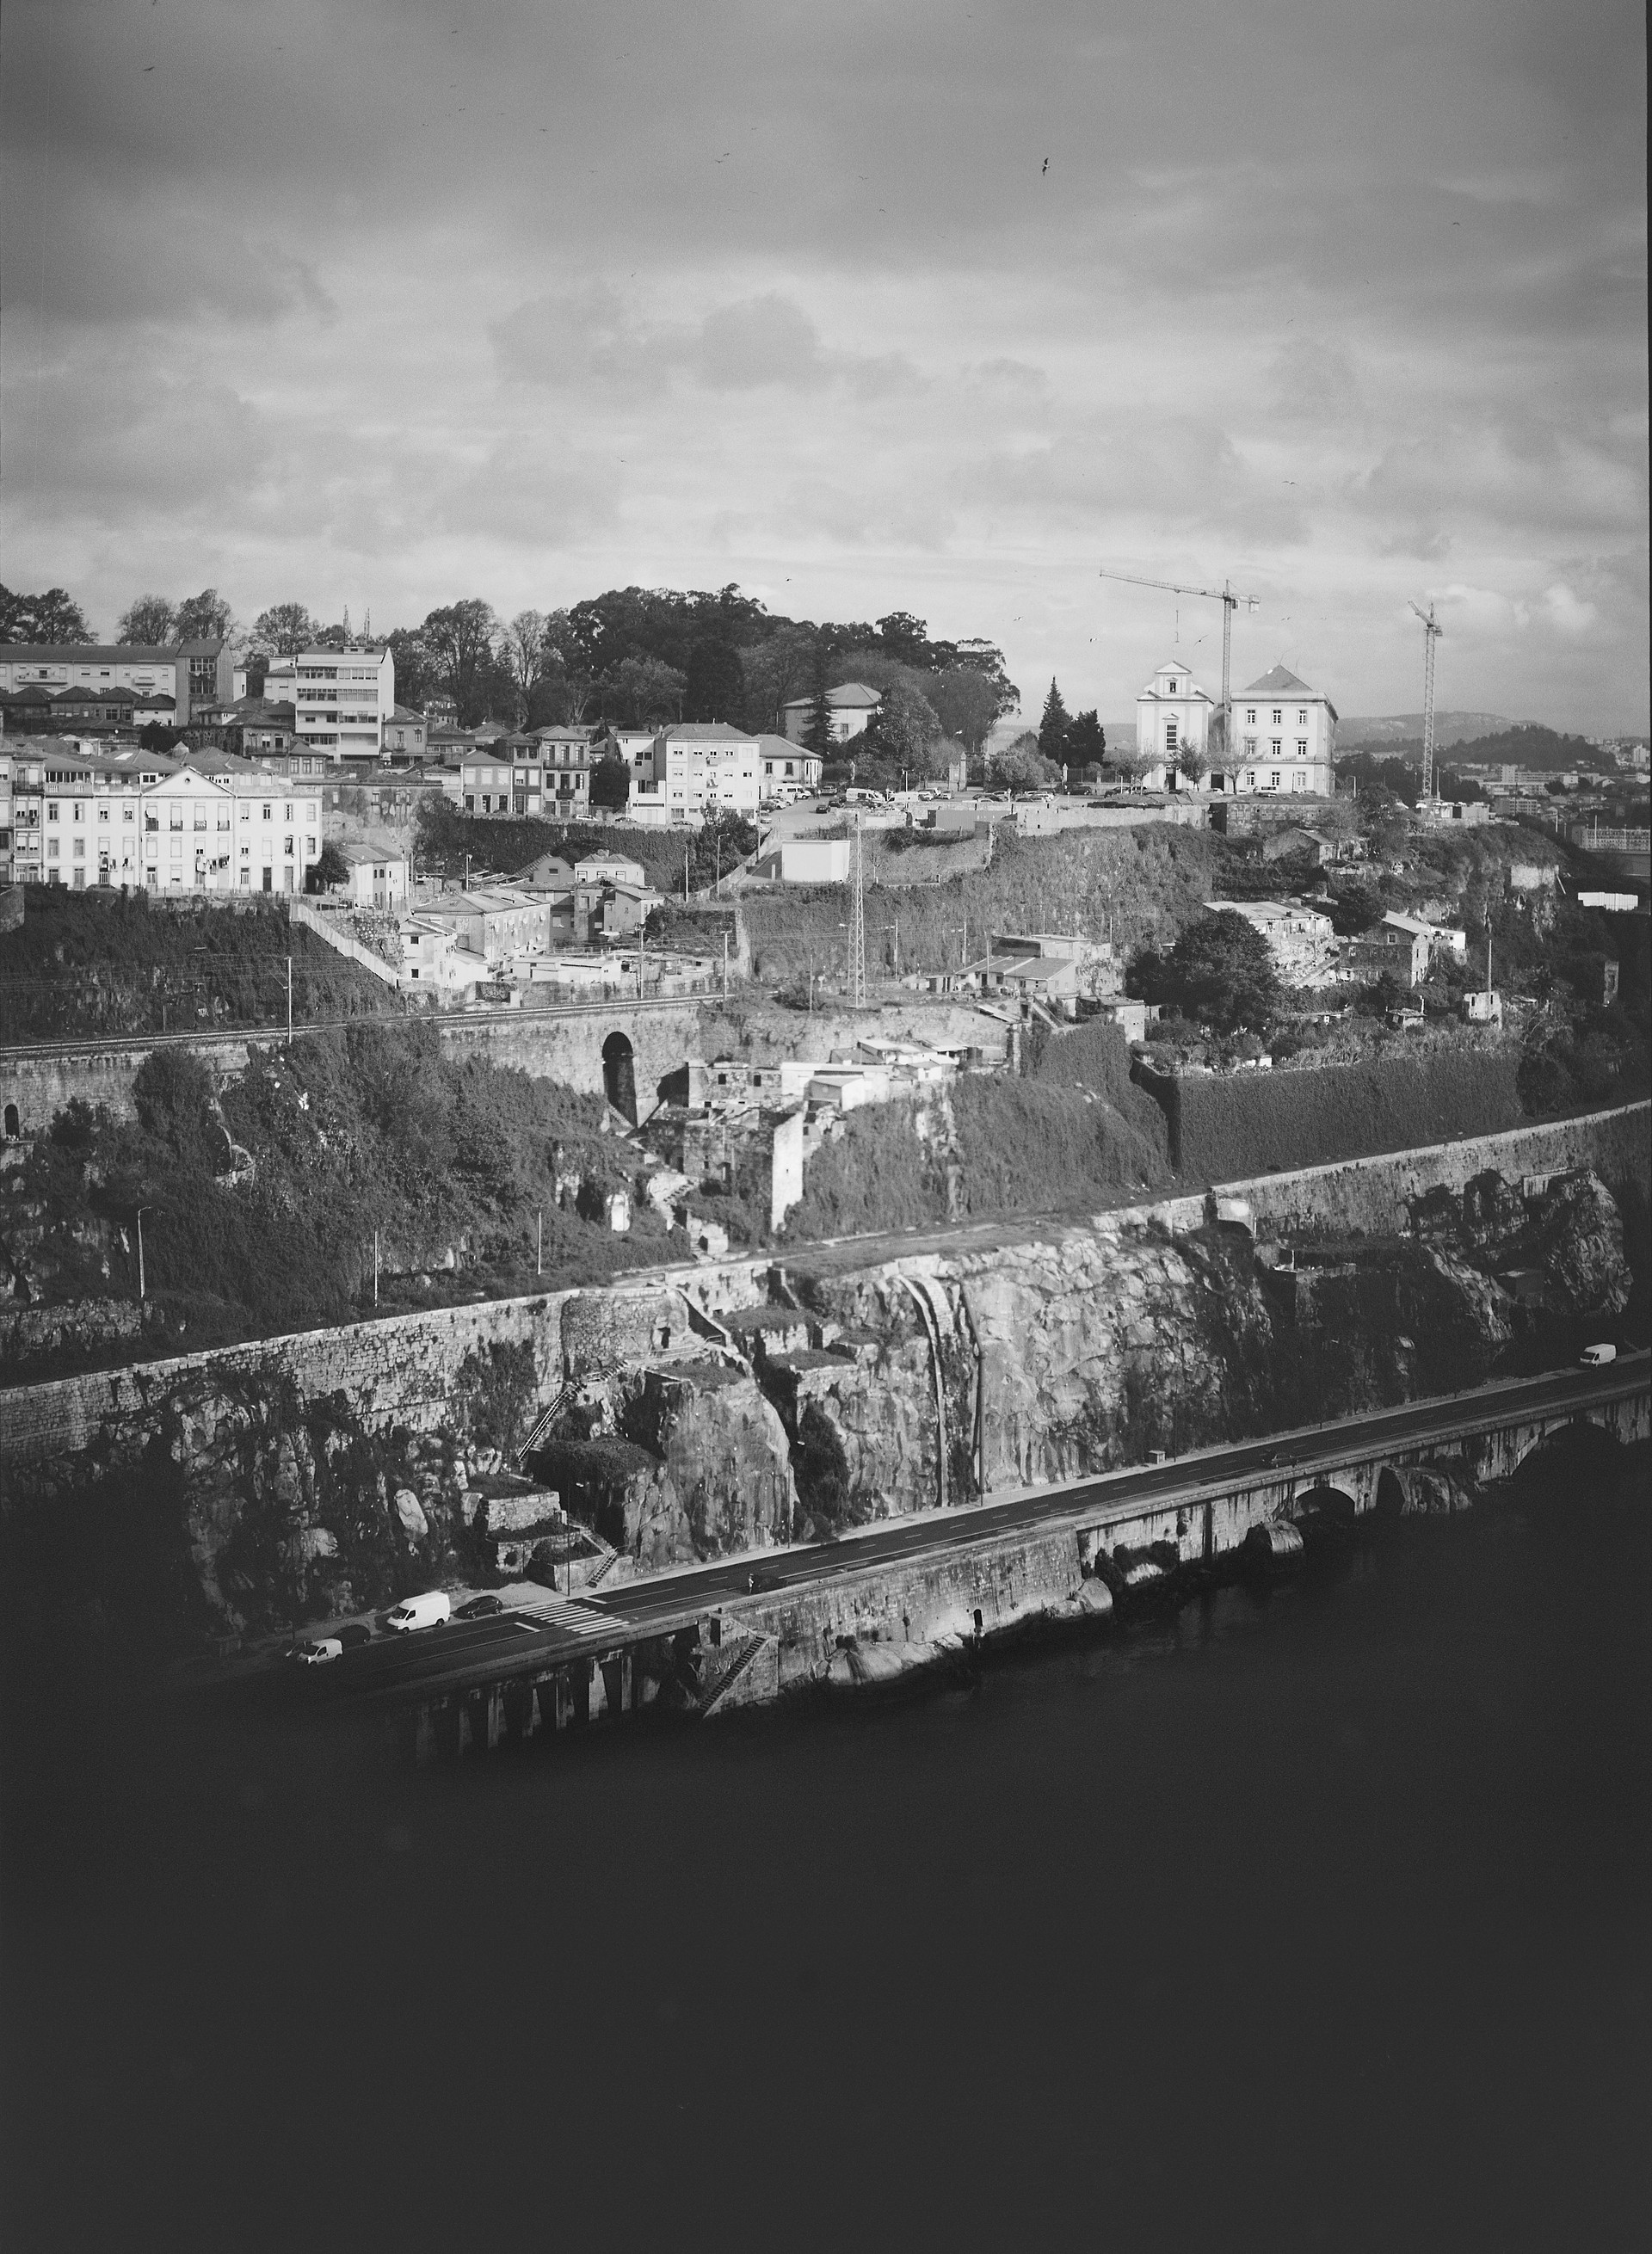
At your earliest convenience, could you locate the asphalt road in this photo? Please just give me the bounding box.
[274,1352,1648,1710]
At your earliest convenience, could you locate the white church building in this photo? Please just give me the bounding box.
[1132,659,1337,796]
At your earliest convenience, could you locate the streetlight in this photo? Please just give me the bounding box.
[135,1206,151,1301]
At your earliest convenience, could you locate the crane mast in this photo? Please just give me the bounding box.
[1098,568,1258,773]
[1409,601,1443,804]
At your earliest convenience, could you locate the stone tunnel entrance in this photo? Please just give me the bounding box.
[602,1031,637,1124]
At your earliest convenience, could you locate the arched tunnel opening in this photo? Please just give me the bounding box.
[1511,1419,1626,1511]
[3,1102,19,1141]
[601,1032,637,1124]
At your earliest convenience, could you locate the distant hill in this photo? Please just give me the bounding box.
[1340,711,1513,746]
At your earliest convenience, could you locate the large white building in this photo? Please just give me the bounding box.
[0,641,233,724]
[1132,658,1216,787]
[1131,658,1337,796]
[1230,666,1337,796]
[630,722,761,825]
[9,746,321,893]
[261,644,394,762]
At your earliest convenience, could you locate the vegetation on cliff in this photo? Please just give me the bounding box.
[7,1024,662,1364]
[0,885,398,1044]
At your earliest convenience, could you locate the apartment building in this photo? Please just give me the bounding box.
[631,722,761,825]
[0,642,232,724]
[1230,666,1336,796]
[140,767,322,894]
[261,644,394,761]
[458,730,594,817]
[16,744,182,890]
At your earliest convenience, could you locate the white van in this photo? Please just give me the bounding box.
[386,1592,451,1633]
[1578,1343,1618,1367]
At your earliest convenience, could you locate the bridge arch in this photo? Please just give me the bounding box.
[1291,1483,1358,1561]
[601,1031,637,1123]
[1510,1416,1624,1500]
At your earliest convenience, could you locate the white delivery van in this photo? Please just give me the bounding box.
[386,1592,451,1633]
[1578,1343,1618,1366]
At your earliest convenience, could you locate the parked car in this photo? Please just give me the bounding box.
[1579,1342,1618,1366]
[746,1566,782,1594]
[335,1621,373,1648]
[453,1593,505,1620]
[386,1592,452,1633]
[289,1638,342,1666]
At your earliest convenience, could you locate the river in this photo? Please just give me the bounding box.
[3,1467,1648,2251]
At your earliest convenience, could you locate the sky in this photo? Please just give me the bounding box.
[1,0,1646,731]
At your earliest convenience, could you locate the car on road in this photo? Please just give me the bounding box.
[746,1566,783,1593]
[453,1593,505,1619]
[289,1638,343,1666]
[1579,1342,1618,1366]
[386,1592,451,1633]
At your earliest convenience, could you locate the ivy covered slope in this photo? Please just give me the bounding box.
[0,885,398,1044]
[12,1025,661,1359]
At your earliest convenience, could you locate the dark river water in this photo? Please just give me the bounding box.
[4,1475,1649,2253]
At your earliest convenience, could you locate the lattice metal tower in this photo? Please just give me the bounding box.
[848,812,868,1005]
[1409,600,1443,802]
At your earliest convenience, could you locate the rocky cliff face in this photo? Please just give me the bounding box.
[0,1164,1632,1655]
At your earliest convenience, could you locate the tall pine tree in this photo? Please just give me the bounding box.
[1037,677,1070,763]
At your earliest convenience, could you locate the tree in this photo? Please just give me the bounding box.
[1037,679,1070,764]
[139,721,186,754]
[866,680,944,776]
[1066,710,1106,764]
[872,611,931,664]
[951,637,1020,721]
[252,602,316,656]
[421,600,499,724]
[173,588,236,644]
[989,731,1060,791]
[0,585,92,644]
[804,637,834,759]
[683,638,745,723]
[600,655,686,726]
[1136,908,1282,1031]
[502,611,549,713]
[928,664,1001,756]
[116,594,178,645]
[307,841,348,893]
[737,625,815,734]
[385,626,432,710]
[589,750,631,810]
[1176,736,1211,790]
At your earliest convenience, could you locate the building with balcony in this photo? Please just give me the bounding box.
[261,644,394,763]
[17,743,182,890]
[629,722,761,825]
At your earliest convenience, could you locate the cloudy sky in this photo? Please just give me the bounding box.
[2,0,1645,728]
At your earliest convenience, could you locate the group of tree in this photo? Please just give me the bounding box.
[3,576,1023,746]
[1127,908,1284,1032]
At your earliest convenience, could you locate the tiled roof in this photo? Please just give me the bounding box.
[661,721,757,741]
[1241,665,1316,694]
[0,644,181,663]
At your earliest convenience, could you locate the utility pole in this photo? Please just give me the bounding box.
[1409,600,1444,804]
[135,1206,149,1301]
[537,1210,543,1277]
[373,1229,380,1307]
[721,927,729,1005]
[286,954,293,1045]
[848,812,867,1006]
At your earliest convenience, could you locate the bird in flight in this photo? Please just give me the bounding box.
[1042,157,1048,173]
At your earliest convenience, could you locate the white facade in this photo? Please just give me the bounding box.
[262,644,394,761]
[755,734,823,797]
[1230,666,1336,796]
[1133,659,1215,788]
[632,723,761,823]
[139,767,322,894]
[0,643,232,723]
[19,745,179,889]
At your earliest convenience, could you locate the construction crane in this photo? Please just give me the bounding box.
[1409,600,1443,804]
[1098,569,1258,770]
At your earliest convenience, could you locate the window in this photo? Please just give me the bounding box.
[46,801,59,822]
[262,804,272,821]
[98,804,110,822]
[1272,709,1282,724]
[1165,721,1179,751]
[1296,739,1308,757]
[46,837,59,859]
[1270,739,1282,756]
[1243,770,1256,790]
[1246,708,1256,724]
[1267,770,1280,789]
[1167,680,1178,694]
[1298,710,1308,724]
[1242,736,1257,756]
[72,801,84,822]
